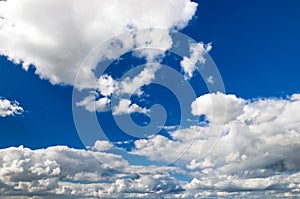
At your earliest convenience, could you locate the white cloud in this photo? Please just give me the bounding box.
[0,0,197,89]
[77,63,160,115]
[76,94,110,112]
[92,140,113,151]
[0,98,23,117]
[117,63,161,96]
[191,92,246,124]
[112,99,149,116]
[180,42,212,79]
[97,75,117,97]
[133,93,300,177]
[0,144,186,198]
[1,124,300,198]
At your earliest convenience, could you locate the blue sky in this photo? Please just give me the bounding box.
[0,0,300,198]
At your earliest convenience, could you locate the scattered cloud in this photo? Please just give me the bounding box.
[0,98,23,117]
[77,63,161,115]
[76,94,110,112]
[112,99,149,116]
[180,42,212,80]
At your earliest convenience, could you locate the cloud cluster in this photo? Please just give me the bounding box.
[1,93,300,197]
[0,98,23,117]
[0,144,184,198]
[76,62,161,115]
[133,93,300,175]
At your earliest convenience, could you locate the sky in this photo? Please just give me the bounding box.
[0,0,300,198]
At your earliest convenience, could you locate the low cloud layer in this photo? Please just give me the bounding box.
[1,93,300,198]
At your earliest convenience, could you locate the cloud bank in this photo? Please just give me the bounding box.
[1,93,300,198]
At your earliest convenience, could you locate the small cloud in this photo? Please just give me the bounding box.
[92,140,113,151]
[112,99,149,116]
[0,98,24,117]
[180,42,212,80]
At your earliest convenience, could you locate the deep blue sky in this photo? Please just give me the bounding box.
[1,0,300,149]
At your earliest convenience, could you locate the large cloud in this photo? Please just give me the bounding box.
[1,93,300,197]
[0,143,299,198]
[0,144,185,198]
[0,0,197,88]
[0,98,23,117]
[132,93,300,191]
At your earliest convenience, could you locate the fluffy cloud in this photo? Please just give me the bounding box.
[0,98,23,117]
[191,92,246,124]
[0,142,299,198]
[132,93,300,190]
[112,99,149,116]
[0,145,187,198]
[180,42,212,79]
[0,0,197,88]
[77,62,161,115]
[91,140,113,151]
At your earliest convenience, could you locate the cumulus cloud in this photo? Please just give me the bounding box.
[191,92,246,124]
[92,140,113,151]
[77,62,161,115]
[0,98,23,117]
[0,0,197,88]
[0,142,299,198]
[132,93,300,191]
[112,99,149,116]
[0,144,187,198]
[180,42,212,79]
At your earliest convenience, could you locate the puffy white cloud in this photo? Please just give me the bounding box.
[180,42,212,79]
[0,144,186,198]
[0,132,300,198]
[77,63,160,114]
[0,98,23,117]
[97,74,117,97]
[133,93,300,177]
[76,94,110,112]
[0,0,197,88]
[191,92,246,124]
[112,99,149,116]
[92,140,113,151]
